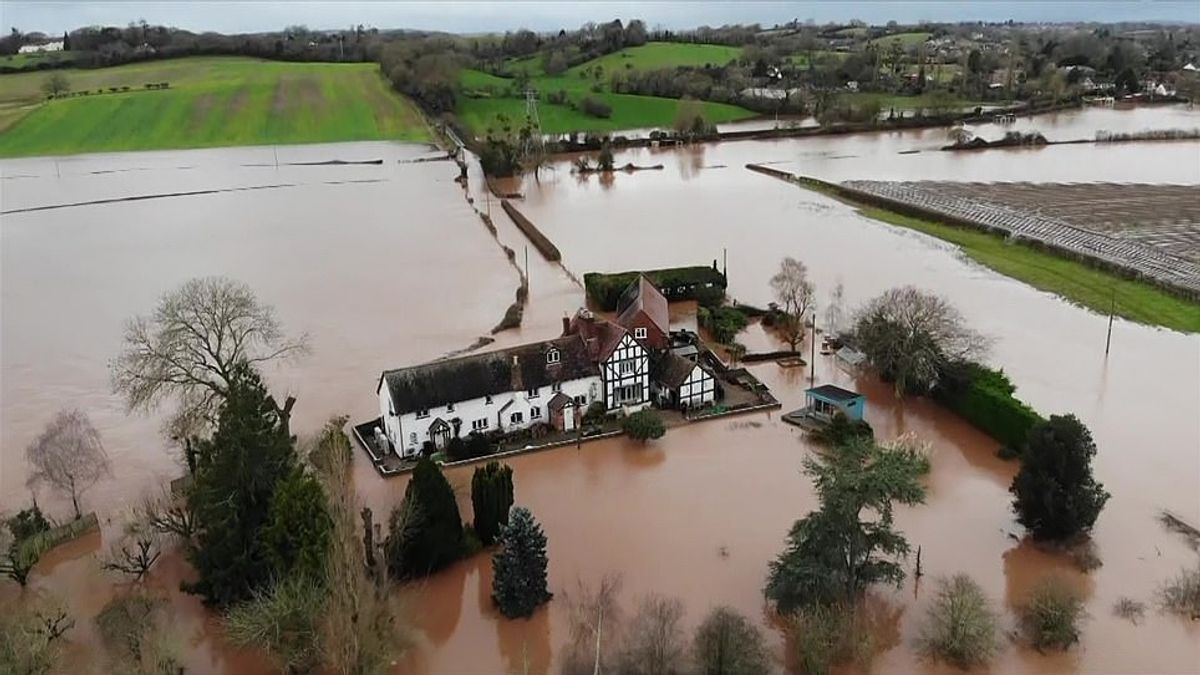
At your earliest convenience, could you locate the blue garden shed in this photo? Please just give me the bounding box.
[804,384,866,422]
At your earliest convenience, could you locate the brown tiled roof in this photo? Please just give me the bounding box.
[652,352,700,388]
[616,275,669,335]
[381,335,598,415]
[565,309,628,363]
[547,391,573,412]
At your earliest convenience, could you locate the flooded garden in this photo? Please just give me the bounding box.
[2,105,1198,673]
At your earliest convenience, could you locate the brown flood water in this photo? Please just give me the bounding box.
[3,105,1199,674]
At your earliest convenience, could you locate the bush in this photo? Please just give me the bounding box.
[622,410,665,443]
[6,505,51,542]
[446,433,493,462]
[698,305,748,344]
[1112,597,1145,624]
[470,461,514,546]
[1158,564,1200,619]
[1011,415,1109,541]
[692,606,770,675]
[583,267,726,311]
[790,603,871,675]
[812,413,873,447]
[918,575,999,668]
[581,95,612,119]
[934,361,1044,450]
[583,401,608,423]
[1017,576,1085,650]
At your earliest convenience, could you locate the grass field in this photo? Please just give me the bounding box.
[459,42,756,135]
[844,91,986,110]
[869,32,933,48]
[0,56,430,156]
[857,206,1200,333]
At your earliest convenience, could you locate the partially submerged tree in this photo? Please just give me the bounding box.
[561,574,624,675]
[492,506,552,619]
[111,276,308,441]
[385,457,463,579]
[918,574,1000,669]
[770,257,816,352]
[225,575,326,674]
[95,591,182,675]
[622,409,666,443]
[102,512,163,582]
[1017,576,1086,650]
[1011,415,1109,542]
[766,436,930,612]
[851,286,986,396]
[0,596,73,675]
[26,408,112,520]
[691,606,771,675]
[619,594,686,675]
[471,461,514,546]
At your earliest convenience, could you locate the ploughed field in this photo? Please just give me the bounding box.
[0,56,430,156]
[457,42,757,135]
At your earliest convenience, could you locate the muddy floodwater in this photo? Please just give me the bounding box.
[2,105,1199,674]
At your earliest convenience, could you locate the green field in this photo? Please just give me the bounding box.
[459,42,756,135]
[844,91,986,110]
[0,56,430,157]
[869,32,933,48]
[857,206,1200,333]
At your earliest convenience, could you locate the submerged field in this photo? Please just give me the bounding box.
[0,56,430,156]
[458,42,757,135]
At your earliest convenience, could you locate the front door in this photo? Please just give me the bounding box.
[563,404,576,432]
[432,425,451,449]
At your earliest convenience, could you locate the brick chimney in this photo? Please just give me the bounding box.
[562,315,570,336]
[510,354,523,391]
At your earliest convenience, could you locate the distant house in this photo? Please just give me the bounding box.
[616,275,670,351]
[18,41,64,54]
[375,309,652,458]
[804,385,866,422]
[651,352,716,410]
[846,80,859,92]
[1183,63,1197,72]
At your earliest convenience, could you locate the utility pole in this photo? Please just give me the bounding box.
[1105,289,1116,355]
[810,303,817,384]
[525,245,530,288]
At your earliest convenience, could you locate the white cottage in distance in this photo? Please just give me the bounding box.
[377,308,649,458]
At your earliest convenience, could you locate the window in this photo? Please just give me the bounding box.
[416,409,429,419]
[408,432,417,447]
[446,402,455,413]
[485,395,493,405]
[510,412,524,424]
[551,382,562,393]
[619,384,643,403]
[620,360,634,374]
[546,348,560,364]
[634,326,647,340]
[471,418,489,431]
[530,406,541,419]
[574,395,586,407]
[528,387,540,398]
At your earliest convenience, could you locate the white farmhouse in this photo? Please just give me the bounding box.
[376,309,649,458]
[18,41,64,54]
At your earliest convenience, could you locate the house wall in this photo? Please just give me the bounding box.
[602,334,650,411]
[624,311,669,351]
[378,376,600,458]
[678,366,716,409]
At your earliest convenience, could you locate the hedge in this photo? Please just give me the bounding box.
[935,362,1044,451]
[584,265,726,311]
[698,305,748,344]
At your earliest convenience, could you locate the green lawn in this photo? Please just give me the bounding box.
[0,56,430,156]
[857,206,1200,333]
[869,32,933,48]
[458,42,755,136]
[844,91,985,110]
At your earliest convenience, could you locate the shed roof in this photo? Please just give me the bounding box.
[652,353,701,389]
[806,384,863,403]
[381,335,597,415]
[616,276,669,336]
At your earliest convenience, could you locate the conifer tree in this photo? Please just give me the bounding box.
[492,507,552,619]
[385,457,463,579]
[471,461,514,546]
[1011,415,1109,541]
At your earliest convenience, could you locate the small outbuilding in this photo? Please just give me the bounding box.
[652,353,716,411]
[804,384,866,422]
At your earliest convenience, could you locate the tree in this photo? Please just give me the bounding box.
[597,142,615,171]
[544,51,568,75]
[918,574,999,668]
[471,461,514,546]
[0,597,72,675]
[851,286,987,396]
[561,574,624,675]
[691,606,770,675]
[102,513,163,582]
[1017,576,1085,650]
[947,124,974,146]
[1010,415,1109,541]
[224,575,325,673]
[385,457,463,579]
[823,280,846,336]
[492,506,552,619]
[0,527,42,587]
[619,594,686,675]
[111,276,308,441]
[770,257,815,352]
[673,97,711,138]
[766,436,930,612]
[41,72,69,97]
[260,467,331,581]
[185,363,301,608]
[95,591,182,674]
[6,503,50,542]
[26,408,112,520]
[622,409,665,443]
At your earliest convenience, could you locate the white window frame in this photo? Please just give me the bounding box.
[552,382,562,393]
[530,406,541,419]
[528,387,540,398]
[620,360,634,374]
[485,395,493,404]
[416,409,429,419]
[510,411,524,424]
[471,418,489,431]
[634,326,647,339]
[546,349,560,364]
[446,402,455,413]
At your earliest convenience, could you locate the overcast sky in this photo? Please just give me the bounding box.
[5,1,1198,36]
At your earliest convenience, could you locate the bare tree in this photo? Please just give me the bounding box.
[770,257,816,352]
[102,512,163,582]
[111,276,309,442]
[26,408,112,519]
[0,527,39,587]
[41,72,69,97]
[95,591,183,675]
[0,596,73,674]
[561,574,624,675]
[139,486,196,542]
[619,593,686,675]
[824,280,846,337]
[691,606,770,675]
[851,286,988,396]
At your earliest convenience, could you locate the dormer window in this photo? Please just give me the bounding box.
[546,348,560,364]
[634,327,647,340]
